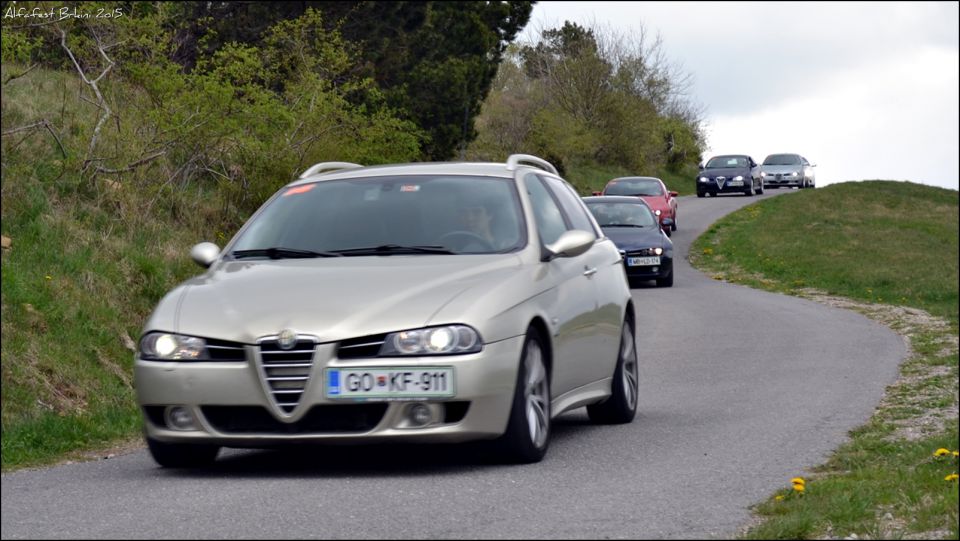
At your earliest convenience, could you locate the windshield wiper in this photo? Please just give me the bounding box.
[231,247,344,259]
[605,224,648,228]
[330,244,455,256]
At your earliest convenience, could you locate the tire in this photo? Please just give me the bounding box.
[756,181,765,195]
[496,328,551,463]
[745,183,754,196]
[146,437,220,468]
[655,270,674,287]
[671,214,677,231]
[587,318,638,424]
[696,191,705,198]
[664,227,672,238]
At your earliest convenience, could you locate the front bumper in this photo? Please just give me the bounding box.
[697,179,749,194]
[135,336,525,447]
[762,175,802,187]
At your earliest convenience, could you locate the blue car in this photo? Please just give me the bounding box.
[583,196,674,287]
[696,154,763,197]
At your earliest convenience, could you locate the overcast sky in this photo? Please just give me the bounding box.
[522,1,959,190]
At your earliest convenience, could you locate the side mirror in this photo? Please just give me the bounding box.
[543,230,594,261]
[698,163,704,171]
[810,163,817,167]
[669,191,679,198]
[661,217,674,229]
[592,191,602,196]
[190,242,221,268]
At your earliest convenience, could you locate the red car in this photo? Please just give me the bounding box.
[594,177,678,236]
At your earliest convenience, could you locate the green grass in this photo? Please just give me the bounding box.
[690,181,959,539]
[1,65,218,470]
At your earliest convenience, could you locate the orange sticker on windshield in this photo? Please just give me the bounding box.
[283,184,316,196]
[400,185,420,192]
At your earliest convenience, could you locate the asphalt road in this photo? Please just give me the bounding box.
[0,190,906,540]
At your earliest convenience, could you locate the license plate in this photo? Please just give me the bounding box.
[325,367,455,399]
[728,180,743,186]
[627,256,660,266]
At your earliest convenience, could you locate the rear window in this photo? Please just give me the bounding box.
[604,178,664,196]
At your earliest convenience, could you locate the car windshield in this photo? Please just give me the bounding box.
[585,202,657,228]
[230,175,525,256]
[763,154,801,166]
[705,156,748,168]
[603,178,663,196]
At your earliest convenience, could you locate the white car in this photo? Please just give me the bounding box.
[135,154,638,467]
[760,153,816,189]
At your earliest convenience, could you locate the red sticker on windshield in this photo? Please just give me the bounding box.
[400,185,420,192]
[283,184,316,196]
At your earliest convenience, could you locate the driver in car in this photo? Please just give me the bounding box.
[462,204,497,249]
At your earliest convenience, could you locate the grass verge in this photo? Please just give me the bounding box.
[690,181,959,540]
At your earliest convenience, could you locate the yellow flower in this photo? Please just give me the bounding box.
[45,275,52,280]
[791,477,806,485]
[952,451,958,458]
[774,495,785,501]
[945,474,959,482]
[934,448,950,457]
[792,484,805,493]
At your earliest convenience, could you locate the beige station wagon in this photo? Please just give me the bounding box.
[135,154,638,466]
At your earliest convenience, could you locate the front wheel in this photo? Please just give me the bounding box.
[495,328,551,463]
[756,181,765,195]
[146,437,220,468]
[587,318,638,424]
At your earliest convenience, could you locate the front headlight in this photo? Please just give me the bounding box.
[761,171,769,177]
[698,176,709,183]
[140,332,207,360]
[654,247,663,255]
[380,325,482,356]
[733,175,744,181]
[789,171,799,177]
[654,209,662,216]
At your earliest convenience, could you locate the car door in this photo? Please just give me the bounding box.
[539,175,622,390]
[524,174,604,398]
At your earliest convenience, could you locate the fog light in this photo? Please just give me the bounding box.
[165,406,198,431]
[407,403,433,427]
[651,267,659,272]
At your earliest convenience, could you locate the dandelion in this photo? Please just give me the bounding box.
[946,474,959,482]
[791,477,806,486]
[45,275,52,280]
[934,448,950,457]
[774,495,784,501]
[792,484,805,494]
[953,451,959,458]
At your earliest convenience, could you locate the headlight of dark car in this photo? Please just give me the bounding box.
[380,325,482,356]
[139,332,209,360]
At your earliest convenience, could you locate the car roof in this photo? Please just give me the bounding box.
[609,176,663,183]
[582,196,654,208]
[709,154,750,160]
[289,162,519,187]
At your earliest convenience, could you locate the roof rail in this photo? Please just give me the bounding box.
[506,154,558,176]
[299,162,363,179]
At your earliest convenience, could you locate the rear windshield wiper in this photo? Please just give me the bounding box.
[330,244,455,256]
[231,247,344,259]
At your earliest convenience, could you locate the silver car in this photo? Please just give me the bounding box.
[135,154,637,466]
[760,153,816,189]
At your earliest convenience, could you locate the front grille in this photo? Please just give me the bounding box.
[206,338,247,361]
[259,339,317,413]
[626,248,658,257]
[337,333,388,359]
[202,405,387,434]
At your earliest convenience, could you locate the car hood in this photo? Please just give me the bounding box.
[635,195,671,212]
[760,165,802,174]
[602,227,669,252]
[700,167,751,179]
[150,255,525,343]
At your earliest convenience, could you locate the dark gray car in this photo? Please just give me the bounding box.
[696,154,763,197]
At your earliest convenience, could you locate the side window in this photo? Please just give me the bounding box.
[525,174,569,245]
[802,157,810,166]
[542,176,599,239]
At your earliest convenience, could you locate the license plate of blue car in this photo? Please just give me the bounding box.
[326,367,456,399]
[627,256,660,266]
